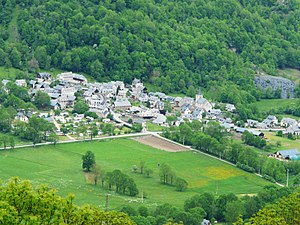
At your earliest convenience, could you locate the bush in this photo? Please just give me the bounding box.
[262,175,276,183]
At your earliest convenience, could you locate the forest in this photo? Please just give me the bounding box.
[0,0,299,108]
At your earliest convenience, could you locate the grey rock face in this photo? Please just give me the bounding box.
[254,75,295,98]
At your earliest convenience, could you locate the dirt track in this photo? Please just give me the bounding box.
[133,135,190,152]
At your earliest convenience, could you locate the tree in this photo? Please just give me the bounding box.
[140,160,145,174]
[9,48,21,68]
[28,57,39,72]
[91,164,103,186]
[1,136,8,149]
[251,192,300,225]
[144,168,153,178]
[0,177,135,224]
[48,132,58,145]
[90,125,99,140]
[74,101,89,114]
[174,177,188,192]
[224,200,245,224]
[159,163,176,185]
[82,151,95,172]
[33,91,51,109]
[9,136,15,149]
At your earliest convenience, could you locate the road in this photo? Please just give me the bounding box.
[0,131,162,150]
[50,111,75,141]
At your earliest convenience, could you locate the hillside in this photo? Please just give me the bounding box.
[0,0,299,106]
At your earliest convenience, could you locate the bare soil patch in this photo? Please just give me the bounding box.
[133,135,190,152]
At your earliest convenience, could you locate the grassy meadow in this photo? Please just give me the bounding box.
[251,98,298,114]
[278,68,300,84]
[0,138,271,210]
[265,132,300,151]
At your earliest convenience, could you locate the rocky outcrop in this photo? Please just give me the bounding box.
[254,75,295,99]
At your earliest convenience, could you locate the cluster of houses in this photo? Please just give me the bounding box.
[246,115,300,136]
[4,71,300,143]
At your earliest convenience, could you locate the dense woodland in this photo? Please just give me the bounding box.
[0,0,300,108]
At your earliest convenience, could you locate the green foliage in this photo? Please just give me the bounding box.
[159,163,176,185]
[0,0,299,106]
[241,131,266,149]
[74,100,89,114]
[33,90,51,109]
[0,139,273,210]
[163,122,292,183]
[105,169,139,196]
[0,177,135,224]
[174,177,188,192]
[250,192,300,225]
[82,151,96,172]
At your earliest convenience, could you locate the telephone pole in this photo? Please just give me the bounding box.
[286,169,289,187]
[105,193,109,211]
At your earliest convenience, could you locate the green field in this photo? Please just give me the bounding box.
[146,122,164,131]
[0,139,271,210]
[278,68,300,84]
[265,132,300,151]
[251,99,298,113]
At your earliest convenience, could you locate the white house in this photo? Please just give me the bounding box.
[225,103,236,112]
[15,79,27,87]
[114,97,131,110]
[153,114,167,125]
[281,118,298,128]
[263,115,278,128]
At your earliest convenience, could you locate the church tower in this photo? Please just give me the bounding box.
[196,88,203,101]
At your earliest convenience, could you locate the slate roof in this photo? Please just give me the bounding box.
[278,149,300,158]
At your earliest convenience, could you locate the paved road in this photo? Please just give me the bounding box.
[0,131,162,150]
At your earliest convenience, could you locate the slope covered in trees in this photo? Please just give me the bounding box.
[250,191,300,225]
[0,177,135,224]
[0,0,299,105]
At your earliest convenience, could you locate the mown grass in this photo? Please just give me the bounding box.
[251,99,298,114]
[278,68,300,84]
[0,139,271,210]
[265,132,300,151]
[146,122,164,131]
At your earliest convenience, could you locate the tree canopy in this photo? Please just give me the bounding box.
[0,177,135,224]
[0,0,299,106]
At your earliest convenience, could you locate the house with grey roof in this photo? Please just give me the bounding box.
[153,114,167,125]
[192,107,204,120]
[281,118,298,128]
[247,119,259,128]
[179,97,194,107]
[195,98,213,112]
[181,103,192,115]
[15,79,27,87]
[38,72,51,80]
[225,103,236,112]
[286,125,300,136]
[57,72,87,85]
[271,149,300,160]
[2,79,10,86]
[262,115,278,128]
[114,97,131,110]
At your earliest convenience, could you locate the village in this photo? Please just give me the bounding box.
[2,71,300,161]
